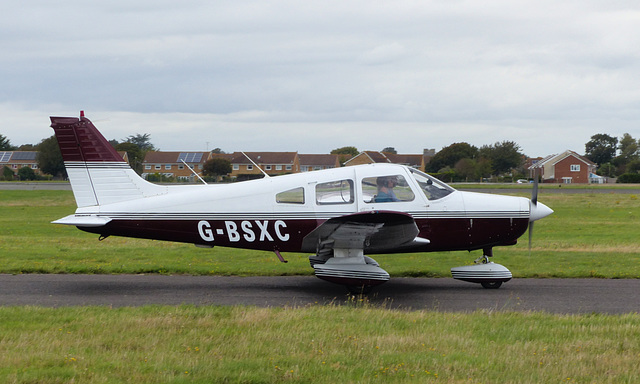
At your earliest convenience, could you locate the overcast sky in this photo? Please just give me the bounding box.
[2,0,639,157]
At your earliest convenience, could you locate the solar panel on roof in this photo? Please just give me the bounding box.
[11,152,37,161]
[178,152,203,163]
[0,152,11,163]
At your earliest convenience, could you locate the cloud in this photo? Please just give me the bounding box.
[1,0,640,158]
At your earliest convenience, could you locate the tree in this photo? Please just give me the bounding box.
[478,141,524,176]
[381,147,397,154]
[116,142,144,174]
[124,133,156,151]
[585,134,618,166]
[613,133,640,173]
[454,158,478,181]
[331,146,359,165]
[2,166,14,180]
[118,133,157,175]
[0,134,16,150]
[202,158,232,181]
[426,142,478,173]
[18,166,37,181]
[36,136,66,178]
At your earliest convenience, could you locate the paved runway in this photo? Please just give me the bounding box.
[1,274,638,314]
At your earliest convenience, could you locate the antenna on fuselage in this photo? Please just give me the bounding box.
[242,152,270,178]
[181,160,208,185]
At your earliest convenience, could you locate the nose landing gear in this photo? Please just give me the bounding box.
[451,248,512,289]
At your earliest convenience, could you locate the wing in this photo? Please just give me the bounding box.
[302,211,429,254]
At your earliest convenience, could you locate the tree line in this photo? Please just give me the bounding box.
[3,130,640,182]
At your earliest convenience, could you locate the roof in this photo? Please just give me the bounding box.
[230,152,298,165]
[0,151,38,163]
[143,151,210,164]
[529,150,595,169]
[299,154,339,167]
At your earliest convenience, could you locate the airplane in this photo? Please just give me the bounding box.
[50,111,553,293]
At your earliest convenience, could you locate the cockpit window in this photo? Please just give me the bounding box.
[362,175,415,203]
[276,187,305,204]
[409,168,455,200]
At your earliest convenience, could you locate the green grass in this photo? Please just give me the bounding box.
[2,189,640,277]
[0,305,639,383]
[2,190,640,383]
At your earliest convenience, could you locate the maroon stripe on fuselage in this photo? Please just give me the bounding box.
[78,217,530,254]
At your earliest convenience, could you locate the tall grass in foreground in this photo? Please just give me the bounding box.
[1,189,640,277]
[0,305,638,384]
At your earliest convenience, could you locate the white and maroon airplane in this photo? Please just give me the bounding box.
[51,112,553,292]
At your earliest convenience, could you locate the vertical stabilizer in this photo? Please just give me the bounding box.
[50,112,166,208]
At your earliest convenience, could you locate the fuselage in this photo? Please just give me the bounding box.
[75,163,532,254]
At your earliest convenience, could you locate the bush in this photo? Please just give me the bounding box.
[616,173,640,183]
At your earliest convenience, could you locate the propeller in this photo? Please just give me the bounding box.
[528,169,553,253]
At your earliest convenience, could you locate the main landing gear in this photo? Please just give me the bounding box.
[450,248,512,289]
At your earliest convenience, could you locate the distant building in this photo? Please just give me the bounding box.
[529,150,599,184]
[0,151,42,176]
[228,152,300,178]
[142,151,211,181]
[344,149,435,170]
[299,154,340,172]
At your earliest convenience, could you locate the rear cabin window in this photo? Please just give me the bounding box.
[276,187,305,204]
[362,175,415,203]
[316,180,354,205]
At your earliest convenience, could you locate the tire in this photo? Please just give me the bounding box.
[481,281,503,289]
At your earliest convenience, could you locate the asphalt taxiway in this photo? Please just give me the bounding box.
[1,274,638,314]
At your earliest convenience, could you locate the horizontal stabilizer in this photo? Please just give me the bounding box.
[52,215,112,227]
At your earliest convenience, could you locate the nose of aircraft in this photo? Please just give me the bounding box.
[530,201,553,222]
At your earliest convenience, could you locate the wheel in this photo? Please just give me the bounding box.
[481,281,503,289]
[347,285,373,294]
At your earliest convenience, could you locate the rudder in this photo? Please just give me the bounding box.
[50,112,165,208]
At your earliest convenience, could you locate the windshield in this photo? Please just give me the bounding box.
[409,168,455,200]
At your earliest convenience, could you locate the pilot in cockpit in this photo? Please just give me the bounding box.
[374,176,400,202]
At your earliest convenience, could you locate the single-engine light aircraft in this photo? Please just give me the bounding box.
[51,112,553,293]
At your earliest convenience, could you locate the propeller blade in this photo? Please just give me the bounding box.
[528,221,534,256]
[532,169,539,206]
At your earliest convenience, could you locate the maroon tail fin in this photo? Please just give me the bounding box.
[50,113,124,163]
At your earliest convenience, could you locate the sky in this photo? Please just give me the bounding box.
[2,0,640,157]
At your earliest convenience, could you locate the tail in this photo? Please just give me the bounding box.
[51,111,165,208]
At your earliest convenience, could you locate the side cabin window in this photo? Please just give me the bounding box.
[316,180,354,205]
[362,175,415,203]
[276,187,305,204]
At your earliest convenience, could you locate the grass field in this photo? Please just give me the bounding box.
[1,188,640,383]
[1,189,640,278]
[1,305,639,383]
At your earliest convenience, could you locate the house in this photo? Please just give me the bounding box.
[344,149,435,170]
[529,150,598,184]
[142,151,211,181]
[228,152,300,178]
[0,151,42,176]
[298,154,340,172]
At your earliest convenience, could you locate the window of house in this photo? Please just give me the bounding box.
[165,164,171,170]
[276,165,282,171]
[178,164,184,170]
[316,180,354,205]
[145,165,152,170]
[276,187,305,204]
[155,165,161,170]
[265,165,272,170]
[247,165,253,171]
[286,165,292,170]
[301,166,309,172]
[233,164,239,171]
[570,164,580,172]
